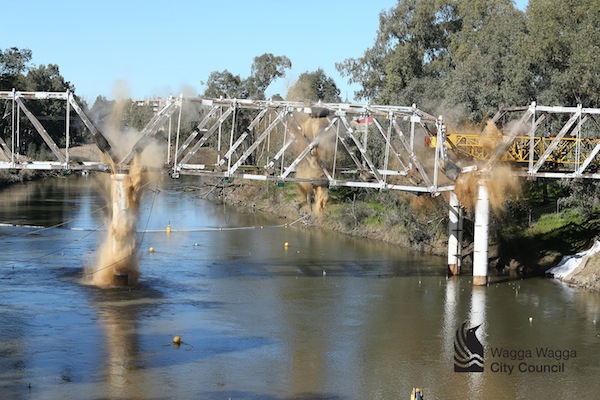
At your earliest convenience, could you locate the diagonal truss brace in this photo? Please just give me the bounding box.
[178,104,235,165]
[120,96,181,165]
[16,97,66,163]
[371,116,409,175]
[226,108,272,174]
[338,113,384,184]
[284,113,335,181]
[68,94,120,164]
[531,110,581,173]
[576,142,600,174]
[175,106,219,158]
[391,118,433,189]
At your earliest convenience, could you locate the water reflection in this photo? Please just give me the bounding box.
[1,177,600,399]
[93,288,149,399]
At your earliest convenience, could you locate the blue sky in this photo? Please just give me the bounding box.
[3,0,528,104]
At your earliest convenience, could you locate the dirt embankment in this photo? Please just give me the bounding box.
[215,180,448,256]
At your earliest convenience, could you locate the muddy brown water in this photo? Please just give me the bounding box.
[0,175,599,399]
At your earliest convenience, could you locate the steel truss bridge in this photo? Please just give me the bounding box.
[2,91,600,195]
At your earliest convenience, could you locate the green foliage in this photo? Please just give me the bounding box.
[556,180,600,218]
[0,47,32,88]
[0,48,89,155]
[525,0,600,106]
[203,53,291,100]
[337,0,600,124]
[248,54,292,100]
[287,68,341,102]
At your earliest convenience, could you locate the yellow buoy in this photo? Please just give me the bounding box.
[284,242,289,248]
[173,335,181,344]
[166,224,171,234]
[149,247,155,253]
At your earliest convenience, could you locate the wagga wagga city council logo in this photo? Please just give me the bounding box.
[453,320,577,374]
[454,321,484,372]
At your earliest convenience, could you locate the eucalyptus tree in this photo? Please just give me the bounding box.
[286,68,341,103]
[336,0,461,105]
[524,0,600,106]
[443,0,529,122]
[0,47,32,89]
[202,53,291,100]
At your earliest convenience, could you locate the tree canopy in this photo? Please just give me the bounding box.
[203,53,291,100]
[0,47,86,155]
[336,0,600,123]
[286,68,341,103]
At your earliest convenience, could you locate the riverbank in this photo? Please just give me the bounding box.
[211,178,600,291]
[214,179,448,256]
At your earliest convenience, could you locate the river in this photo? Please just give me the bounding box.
[0,175,599,399]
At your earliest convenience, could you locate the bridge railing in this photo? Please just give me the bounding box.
[0,91,457,194]
[3,91,599,193]
[165,97,456,194]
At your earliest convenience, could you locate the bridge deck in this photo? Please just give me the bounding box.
[1,91,600,192]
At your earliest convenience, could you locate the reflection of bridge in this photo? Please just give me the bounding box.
[2,91,600,285]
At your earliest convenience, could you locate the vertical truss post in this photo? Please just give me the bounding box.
[410,104,417,155]
[528,102,536,175]
[433,116,446,191]
[172,97,183,178]
[383,112,392,182]
[226,102,237,176]
[575,104,582,175]
[11,88,15,167]
[167,116,172,164]
[65,90,71,167]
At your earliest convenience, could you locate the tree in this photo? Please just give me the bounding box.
[22,64,85,149]
[443,0,529,122]
[287,68,341,102]
[0,47,32,89]
[335,0,530,124]
[247,53,291,100]
[202,53,291,100]
[203,70,248,99]
[336,0,461,104]
[524,0,600,106]
[25,64,74,92]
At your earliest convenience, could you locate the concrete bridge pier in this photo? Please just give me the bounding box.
[447,191,463,276]
[111,173,131,286]
[473,182,489,286]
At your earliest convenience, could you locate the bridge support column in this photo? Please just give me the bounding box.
[111,173,131,286]
[473,182,489,286]
[447,191,463,276]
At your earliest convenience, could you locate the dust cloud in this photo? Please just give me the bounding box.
[453,120,521,213]
[84,81,164,287]
[293,113,334,213]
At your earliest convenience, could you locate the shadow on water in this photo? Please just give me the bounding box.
[195,391,349,400]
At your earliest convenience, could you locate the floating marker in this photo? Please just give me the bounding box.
[149,247,155,253]
[284,242,289,248]
[166,224,171,234]
[173,336,181,345]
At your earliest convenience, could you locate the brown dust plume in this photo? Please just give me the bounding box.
[85,157,148,287]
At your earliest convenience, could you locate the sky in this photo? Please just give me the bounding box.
[3,0,529,105]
